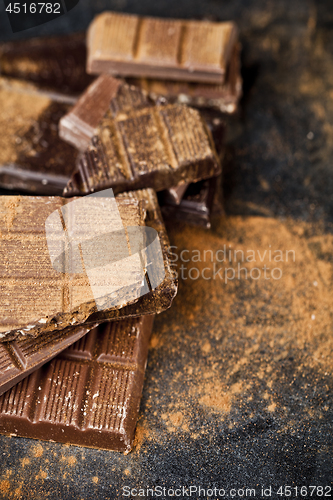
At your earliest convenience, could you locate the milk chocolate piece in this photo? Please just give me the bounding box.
[0,33,93,94]
[160,177,220,229]
[87,12,238,84]
[0,322,98,396]
[0,315,154,453]
[0,77,78,195]
[0,189,176,341]
[127,43,242,114]
[59,75,153,151]
[63,103,220,197]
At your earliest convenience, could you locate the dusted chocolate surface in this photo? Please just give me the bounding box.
[0,189,176,341]
[59,75,153,151]
[0,315,154,453]
[87,12,238,84]
[64,103,220,197]
[85,189,177,326]
[0,323,98,396]
[0,0,332,496]
[0,33,94,94]
[0,78,78,195]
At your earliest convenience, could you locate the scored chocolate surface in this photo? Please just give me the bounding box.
[84,189,177,326]
[63,103,220,197]
[87,12,238,84]
[59,74,153,151]
[0,315,154,453]
[0,322,98,397]
[127,42,242,113]
[0,189,176,341]
[0,33,94,94]
[0,77,78,195]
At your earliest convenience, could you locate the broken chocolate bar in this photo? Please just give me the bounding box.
[0,322,98,396]
[0,33,94,94]
[126,42,242,114]
[0,189,176,341]
[0,77,78,195]
[59,74,153,151]
[160,176,222,229]
[63,103,220,197]
[87,12,238,84]
[0,315,154,453]
[83,189,177,326]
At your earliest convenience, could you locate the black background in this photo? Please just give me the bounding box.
[0,0,332,498]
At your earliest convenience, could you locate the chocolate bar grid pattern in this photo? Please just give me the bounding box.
[85,189,178,325]
[59,75,153,151]
[0,316,153,452]
[0,323,97,396]
[65,104,220,196]
[0,195,141,337]
[88,12,237,83]
[128,42,242,113]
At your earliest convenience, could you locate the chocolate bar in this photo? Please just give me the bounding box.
[0,33,94,94]
[0,322,98,396]
[0,315,154,453]
[160,176,222,229]
[87,12,238,84]
[0,77,78,195]
[127,42,242,114]
[63,103,220,197]
[0,189,176,341]
[59,74,153,151]
[83,189,177,326]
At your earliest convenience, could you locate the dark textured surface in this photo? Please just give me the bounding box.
[0,0,332,498]
[0,316,154,454]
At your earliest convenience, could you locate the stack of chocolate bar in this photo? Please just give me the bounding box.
[0,11,241,453]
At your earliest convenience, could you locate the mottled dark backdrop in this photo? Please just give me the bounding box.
[0,1,332,499]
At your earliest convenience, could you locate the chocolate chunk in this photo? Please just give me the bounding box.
[0,322,98,396]
[0,33,94,94]
[63,103,220,197]
[127,42,242,113]
[0,315,154,453]
[0,189,176,341]
[162,183,190,206]
[160,176,223,229]
[0,77,78,195]
[59,75,153,151]
[87,12,238,84]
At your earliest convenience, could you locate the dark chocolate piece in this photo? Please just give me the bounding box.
[0,315,154,453]
[0,322,98,397]
[87,12,238,84]
[59,75,153,151]
[162,183,189,206]
[0,33,94,94]
[126,42,242,114]
[160,176,223,229]
[0,77,78,195]
[0,189,176,341]
[63,103,220,197]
